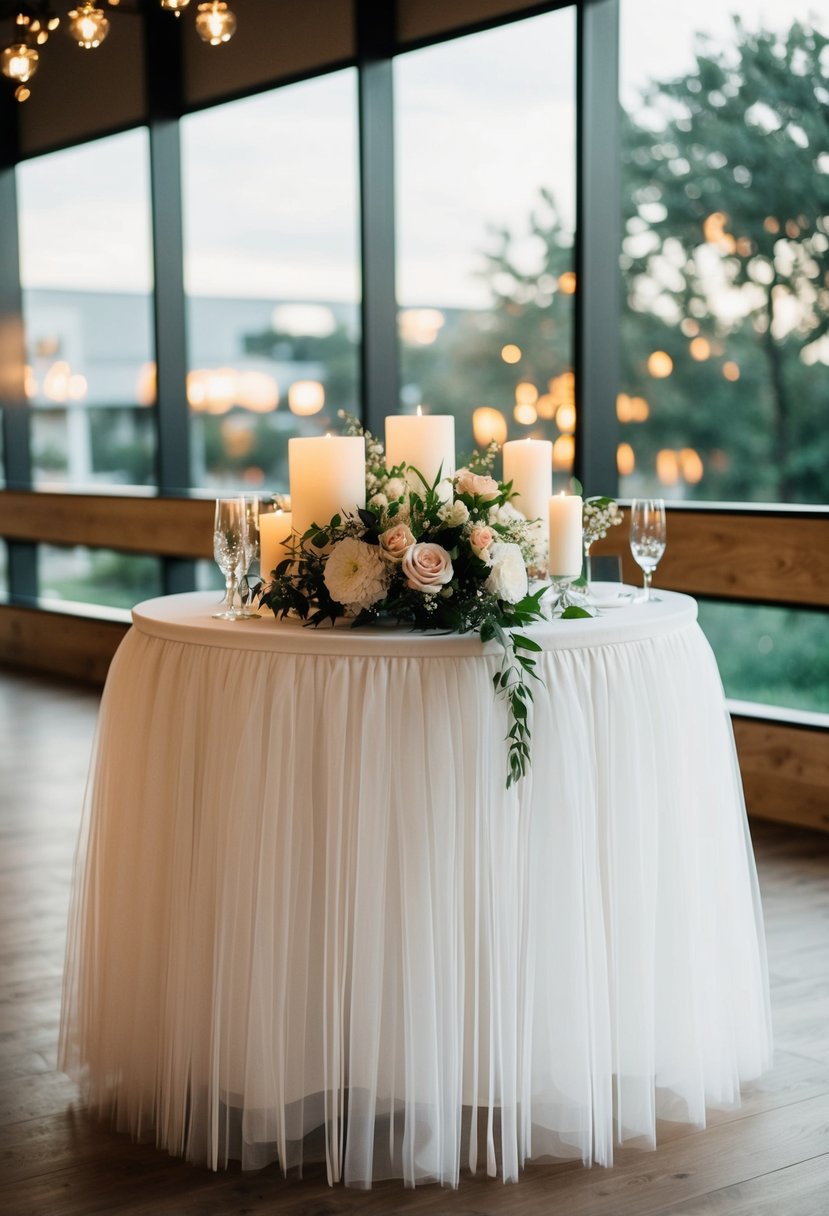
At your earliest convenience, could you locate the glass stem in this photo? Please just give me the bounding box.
[643,569,652,600]
[224,572,237,611]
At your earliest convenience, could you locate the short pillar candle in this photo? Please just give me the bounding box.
[288,435,366,539]
[259,510,293,581]
[548,492,583,577]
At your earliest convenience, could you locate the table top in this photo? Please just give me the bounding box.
[131,589,698,658]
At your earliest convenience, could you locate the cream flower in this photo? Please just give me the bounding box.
[438,498,469,527]
[455,469,500,502]
[378,522,416,563]
[402,542,454,594]
[385,476,407,501]
[323,538,389,610]
[484,542,528,604]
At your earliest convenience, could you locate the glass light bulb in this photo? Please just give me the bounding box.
[195,1,237,45]
[66,5,110,49]
[1,42,38,83]
[160,0,192,12]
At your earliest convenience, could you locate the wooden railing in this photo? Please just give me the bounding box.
[1,490,827,831]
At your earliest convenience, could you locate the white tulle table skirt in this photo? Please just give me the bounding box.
[59,591,771,1187]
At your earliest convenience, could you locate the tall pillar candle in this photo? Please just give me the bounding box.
[503,438,553,551]
[548,491,583,576]
[259,510,293,581]
[385,410,455,491]
[288,435,366,538]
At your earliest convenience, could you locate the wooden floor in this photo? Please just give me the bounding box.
[0,671,827,1216]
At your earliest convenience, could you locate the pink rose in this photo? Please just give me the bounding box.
[468,525,496,560]
[455,469,500,502]
[402,542,454,594]
[378,522,415,563]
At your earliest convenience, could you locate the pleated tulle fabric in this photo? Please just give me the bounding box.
[59,601,772,1187]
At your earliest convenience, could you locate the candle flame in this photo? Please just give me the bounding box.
[416,404,423,417]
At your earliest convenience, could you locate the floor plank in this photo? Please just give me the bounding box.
[1,670,828,1215]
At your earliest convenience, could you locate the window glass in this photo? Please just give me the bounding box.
[619,1,828,504]
[38,546,162,613]
[697,599,829,719]
[181,70,360,494]
[16,130,156,489]
[395,9,577,471]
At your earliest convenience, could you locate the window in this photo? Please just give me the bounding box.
[181,70,361,493]
[16,130,156,490]
[395,9,577,470]
[698,599,829,719]
[38,546,162,613]
[618,1,829,504]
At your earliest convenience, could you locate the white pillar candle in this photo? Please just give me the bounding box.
[385,409,455,491]
[259,510,293,581]
[548,492,583,577]
[288,435,366,539]
[503,438,553,550]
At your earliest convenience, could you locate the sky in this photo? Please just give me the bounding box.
[15,1,826,310]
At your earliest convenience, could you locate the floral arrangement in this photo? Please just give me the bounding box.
[257,417,549,787]
[583,496,623,550]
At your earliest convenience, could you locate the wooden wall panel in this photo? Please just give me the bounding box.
[0,605,127,686]
[735,717,829,834]
[591,509,829,608]
[0,492,214,560]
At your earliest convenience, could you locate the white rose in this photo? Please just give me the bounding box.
[402,542,454,595]
[488,501,524,526]
[369,492,388,509]
[385,477,407,501]
[484,542,528,604]
[438,498,469,527]
[378,522,416,563]
[323,537,390,610]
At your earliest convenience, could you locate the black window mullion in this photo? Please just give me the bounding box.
[356,0,399,439]
[574,0,621,495]
[0,95,37,600]
[143,6,196,594]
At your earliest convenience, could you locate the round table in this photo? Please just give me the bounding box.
[59,590,772,1188]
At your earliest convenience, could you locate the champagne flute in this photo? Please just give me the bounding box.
[212,497,247,620]
[236,496,262,619]
[629,498,666,601]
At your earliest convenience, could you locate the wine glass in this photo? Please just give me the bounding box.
[212,497,248,620]
[235,496,262,619]
[629,498,666,601]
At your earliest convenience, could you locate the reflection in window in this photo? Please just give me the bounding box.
[16,130,156,489]
[181,71,360,493]
[38,546,162,612]
[619,2,828,504]
[395,9,576,472]
[697,599,829,718]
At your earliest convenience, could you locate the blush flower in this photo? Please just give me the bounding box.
[484,542,528,604]
[378,522,416,563]
[468,524,495,561]
[402,542,454,594]
[323,537,389,610]
[455,469,500,502]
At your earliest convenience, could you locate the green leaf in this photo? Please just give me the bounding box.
[513,635,542,652]
[311,531,329,549]
[561,605,593,619]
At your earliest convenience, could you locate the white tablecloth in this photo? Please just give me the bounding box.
[59,590,772,1187]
